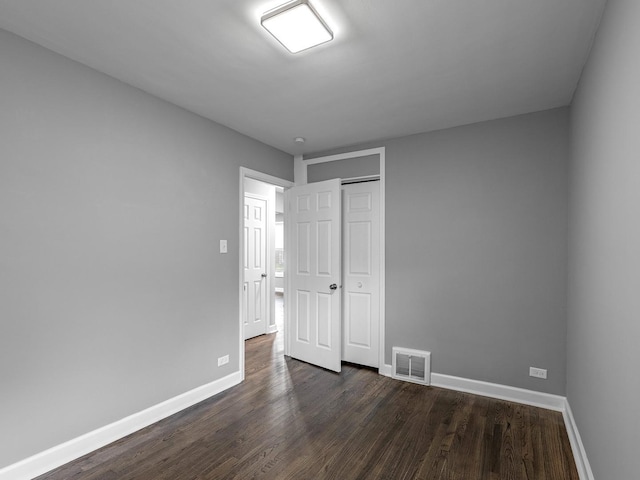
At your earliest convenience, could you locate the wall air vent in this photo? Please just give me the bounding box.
[392,347,431,385]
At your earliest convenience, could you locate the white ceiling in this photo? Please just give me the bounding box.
[0,0,606,154]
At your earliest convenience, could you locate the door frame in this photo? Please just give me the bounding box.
[294,147,388,376]
[239,167,294,381]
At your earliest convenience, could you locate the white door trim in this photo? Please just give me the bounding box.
[297,147,387,375]
[239,167,293,381]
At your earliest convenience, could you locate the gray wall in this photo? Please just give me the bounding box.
[0,29,292,468]
[568,0,640,478]
[309,108,569,395]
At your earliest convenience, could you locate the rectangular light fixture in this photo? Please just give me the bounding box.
[261,0,333,54]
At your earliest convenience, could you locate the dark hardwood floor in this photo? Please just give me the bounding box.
[38,321,578,479]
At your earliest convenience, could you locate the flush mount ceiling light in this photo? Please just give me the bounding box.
[261,0,333,54]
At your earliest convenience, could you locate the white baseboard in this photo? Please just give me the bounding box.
[430,372,567,411]
[267,324,279,334]
[0,371,242,480]
[379,363,393,377]
[562,399,595,480]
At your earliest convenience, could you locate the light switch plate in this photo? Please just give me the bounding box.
[220,239,227,253]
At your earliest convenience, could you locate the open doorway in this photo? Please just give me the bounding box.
[238,167,293,380]
[243,177,275,340]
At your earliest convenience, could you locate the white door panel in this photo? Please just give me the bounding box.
[244,195,268,340]
[342,182,380,367]
[287,179,342,372]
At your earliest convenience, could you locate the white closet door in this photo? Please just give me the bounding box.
[286,179,342,372]
[342,181,380,368]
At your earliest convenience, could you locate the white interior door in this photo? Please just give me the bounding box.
[286,179,342,372]
[342,182,380,367]
[244,194,268,340]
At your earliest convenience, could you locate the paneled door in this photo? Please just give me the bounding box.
[342,181,380,368]
[286,179,342,372]
[243,194,268,340]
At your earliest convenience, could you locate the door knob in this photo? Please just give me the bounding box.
[329,283,337,290]
[261,273,267,278]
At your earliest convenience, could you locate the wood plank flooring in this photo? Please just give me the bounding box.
[38,328,578,479]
